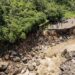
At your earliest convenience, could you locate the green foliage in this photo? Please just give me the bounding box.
[33,0,48,11]
[0,0,75,43]
[33,0,64,22]
[55,0,75,11]
[0,0,46,43]
[45,2,64,22]
[64,11,75,19]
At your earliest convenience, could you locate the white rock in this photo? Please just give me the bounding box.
[72,59,75,63]
[21,67,27,74]
[29,72,36,75]
[24,70,29,75]
[18,69,29,75]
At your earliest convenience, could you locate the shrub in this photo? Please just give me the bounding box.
[33,0,47,11]
[33,0,64,22]
[55,0,75,11]
[0,0,46,43]
[0,0,75,43]
[45,2,64,22]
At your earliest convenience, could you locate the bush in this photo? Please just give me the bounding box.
[45,2,64,22]
[0,0,46,43]
[0,0,74,43]
[33,0,47,11]
[55,0,75,11]
[33,0,64,22]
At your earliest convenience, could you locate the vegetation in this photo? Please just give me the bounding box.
[0,0,75,43]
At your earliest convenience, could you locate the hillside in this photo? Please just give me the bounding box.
[0,0,75,75]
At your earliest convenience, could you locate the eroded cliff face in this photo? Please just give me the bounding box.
[43,26,75,43]
[42,18,75,40]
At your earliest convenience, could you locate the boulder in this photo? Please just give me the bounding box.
[0,62,9,71]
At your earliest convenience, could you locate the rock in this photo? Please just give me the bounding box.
[40,53,45,59]
[10,55,14,59]
[43,30,49,36]
[69,51,75,57]
[51,43,56,46]
[70,36,74,39]
[35,60,40,66]
[13,69,20,75]
[27,64,35,71]
[61,49,68,56]
[61,49,71,60]
[4,69,9,74]
[67,36,70,39]
[20,53,23,58]
[60,50,75,75]
[59,37,63,41]
[24,69,29,75]
[60,60,75,75]
[72,29,75,35]
[19,69,29,75]
[0,62,9,71]
[35,56,39,59]
[4,55,9,60]
[29,72,36,75]
[31,52,35,57]
[22,57,28,63]
[71,59,75,63]
[0,65,7,71]
[0,72,6,75]
[21,67,27,74]
[11,51,17,56]
[0,58,2,61]
[13,57,20,62]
